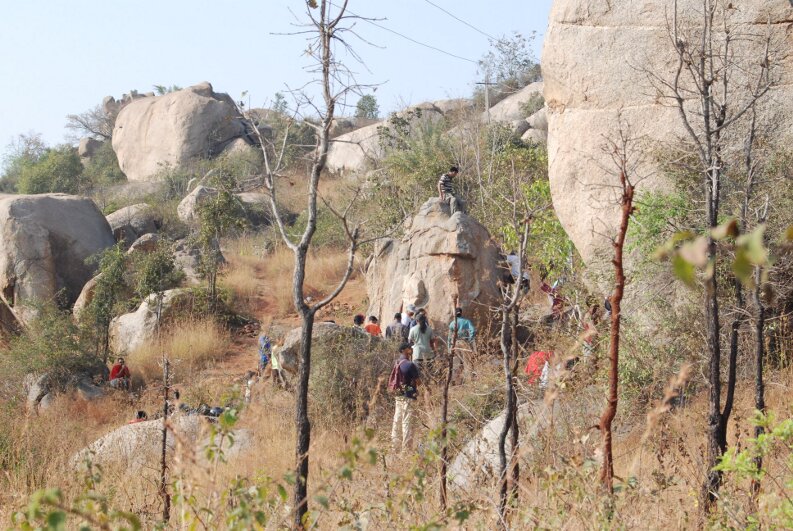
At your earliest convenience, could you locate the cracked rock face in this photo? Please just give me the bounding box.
[365,198,502,332]
[542,0,793,266]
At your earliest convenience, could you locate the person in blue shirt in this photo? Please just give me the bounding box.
[257,334,271,376]
[449,307,476,342]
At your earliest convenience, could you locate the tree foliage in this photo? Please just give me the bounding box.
[15,145,87,195]
[355,94,379,120]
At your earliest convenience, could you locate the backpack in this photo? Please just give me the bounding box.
[388,359,408,392]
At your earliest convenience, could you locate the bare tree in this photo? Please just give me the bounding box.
[242,1,379,527]
[649,0,777,509]
[65,104,116,141]
[598,131,636,493]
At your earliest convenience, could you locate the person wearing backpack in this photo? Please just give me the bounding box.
[389,343,420,454]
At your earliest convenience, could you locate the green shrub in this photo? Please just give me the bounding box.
[82,141,126,187]
[16,145,87,195]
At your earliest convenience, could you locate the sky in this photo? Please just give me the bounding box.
[0,0,553,160]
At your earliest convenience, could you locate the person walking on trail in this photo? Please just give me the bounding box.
[437,166,465,214]
[257,334,272,376]
[109,357,131,390]
[389,343,420,454]
[449,307,476,384]
[408,313,437,368]
[385,312,406,340]
[364,315,382,337]
[353,314,366,331]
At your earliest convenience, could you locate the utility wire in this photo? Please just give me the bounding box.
[421,0,496,41]
[334,3,478,64]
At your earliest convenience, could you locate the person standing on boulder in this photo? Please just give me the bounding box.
[389,343,420,454]
[437,166,465,214]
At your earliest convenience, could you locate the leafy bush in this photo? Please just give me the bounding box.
[309,333,394,428]
[81,141,126,187]
[16,145,87,194]
[0,303,101,394]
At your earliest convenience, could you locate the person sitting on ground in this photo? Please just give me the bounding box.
[437,166,465,214]
[364,315,382,337]
[385,312,406,340]
[389,343,420,454]
[353,314,366,331]
[408,314,437,368]
[128,410,148,424]
[109,357,131,390]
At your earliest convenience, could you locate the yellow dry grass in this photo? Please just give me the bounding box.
[132,318,230,383]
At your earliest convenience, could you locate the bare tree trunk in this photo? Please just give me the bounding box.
[497,305,515,528]
[160,357,171,524]
[509,305,520,502]
[750,266,765,498]
[294,306,315,528]
[440,297,458,511]
[599,167,634,493]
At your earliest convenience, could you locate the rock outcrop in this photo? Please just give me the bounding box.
[78,137,103,159]
[542,0,793,265]
[106,203,160,245]
[109,289,193,354]
[275,322,374,373]
[366,198,502,333]
[485,81,544,137]
[325,99,467,176]
[0,194,115,323]
[112,82,253,181]
[177,185,218,223]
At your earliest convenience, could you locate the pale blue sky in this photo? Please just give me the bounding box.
[0,0,553,159]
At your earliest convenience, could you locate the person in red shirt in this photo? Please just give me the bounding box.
[128,410,147,424]
[364,316,382,337]
[525,351,552,387]
[109,357,131,390]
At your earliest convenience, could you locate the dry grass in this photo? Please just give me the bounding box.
[262,246,359,317]
[132,318,230,383]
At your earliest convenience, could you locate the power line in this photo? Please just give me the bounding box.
[336,4,478,64]
[420,0,496,41]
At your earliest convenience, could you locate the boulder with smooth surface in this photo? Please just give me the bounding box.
[0,194,115,324]
[275,322,373,373]
[106,203,160,245]
[112,82,253,181]
[108,289,193,354]
[177,185,218,223]
[542,0,793,266]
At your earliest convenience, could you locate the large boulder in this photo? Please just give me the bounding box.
[177,185,218,223]
[105,203,161,245]
[72,415,203,471]
[542,0,793,266]
[0,194,115,323]
[325,100,458,176]
[486,82,544,124]
[275,322,373,373]
[72,273,101,320]
[108,289,193,355]
[449,386,603,490]
[111,82,253,181]
[366,198,502,334]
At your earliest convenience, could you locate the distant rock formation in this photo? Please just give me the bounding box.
[0,194,115,325]
[325,99,471,176]
[485,81,544,138]
[542,0,793,266]
[365,198,503,333]
[111,82,254,181]
[105,203,161,246]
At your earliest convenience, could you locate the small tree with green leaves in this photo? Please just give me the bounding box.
[82,244,128,363]
[354,94,379,120]
[16,145,87,195]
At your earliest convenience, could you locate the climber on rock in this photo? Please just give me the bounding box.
[437,166,466,214]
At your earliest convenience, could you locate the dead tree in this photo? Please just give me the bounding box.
[440,296,458,511]
[598,135,635,493]
[242,2,379,526]
[649,0,776,509]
